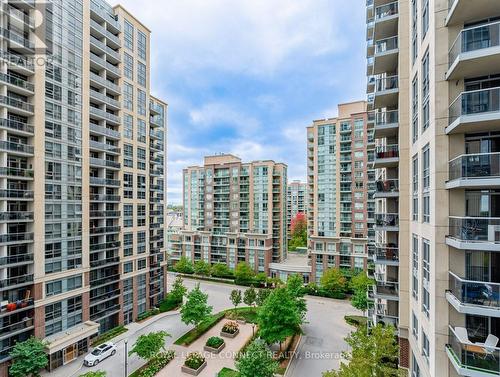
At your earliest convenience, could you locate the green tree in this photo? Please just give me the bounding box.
[235,262,255,285]
[320,268,347,295]
[286,274,307,319]
[79,372,107,377]
[236,339,279,377]
[255,288,271,306]
[230,289,242,311]
[323,325,399,377]
[194,260,211,276]
[170,275,187,302]
[174,256,194,274]
[243,286,257,307]
[210,263,233,278]
[255,272,267,286]
[129,331,170,361]
[258,287,302,350]
[181,283,213,326]
[9,337,48,377]
[350,272,374,312]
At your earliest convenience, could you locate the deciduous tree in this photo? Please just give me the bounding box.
[129,331,170,361]
[9,337,48,377]
[236,339,278,377]
[181,284,213,327]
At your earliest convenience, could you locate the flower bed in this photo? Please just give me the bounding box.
[181,352,207,376]
[221,321,240,338]
[129,350,175,377]
[204,336,226,354]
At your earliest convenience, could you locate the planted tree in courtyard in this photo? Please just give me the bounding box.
[236,339,279,377]
[9,337,48,377]
[210,263,233,278]
[256,288,271,306]
[350,271,374,313]
[258,287,302,350]
[243,286,257,307]
[129,331,171,361]
[320,267,347,296]
[235,262,255,285]
[289,212,307,251]
[194,260,211,276]
[181,283,213,326]
[286,274,307,320]
[230,289,242,312]
[322,324,399,377]
[174,256,194,274]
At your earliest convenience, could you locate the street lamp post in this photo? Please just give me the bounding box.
[124,340,128,377]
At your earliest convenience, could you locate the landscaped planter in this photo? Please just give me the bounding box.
[203,341,226,354]
[181,360,207,376]
[220,328,239,338]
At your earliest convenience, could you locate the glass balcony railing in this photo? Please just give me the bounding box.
[374,281,399,297]
[375,144,399,159]
[374,244,399,263]
[375,76,398,92]
[375,1,398,21]
[448,271,500,309]
[375,179,399,193]
[446,326,500,375]
[449,216,500,244]
[449,152,500,181]
[449,20,500,67]
[375,213,399,227]
[375,36,398,54]
[449,87,500,125]
[375,110,398,126]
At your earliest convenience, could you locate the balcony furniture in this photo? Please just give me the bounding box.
[476,335,499,360]
[455,327,472,344]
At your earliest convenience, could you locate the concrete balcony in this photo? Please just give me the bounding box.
[0,118,34,136]
[0,95,33,116]
[0,140,33,156]
[373,281,399,301]
[374,213,399,231]
[373,1,398,40]
[0,167,33,180]
[89,72,120,96]
[0,72,34,95]
[446,0,500,27]
[0,211,33,222]
[89,89,120,110]
[447,21,500,81]
[0,27,34,53]
[446,325,500,377]
[90,19,120,48]
[0,274,33,290]
[373,179,399,198]
[0,189,33,200]
[447,271,500,318]
[89,124,120,140]
[447,87,500,135]
[89,157,121,170]
[447,152,500,189]
[374,110,398,137]
[90,1,120,32]
[373,144,399,168]
[373,76,398,109]
[373,244,399,266]
[447,216,500,251]
[89,107,120,126]
[373,36,398,75]
[89,177,120,187]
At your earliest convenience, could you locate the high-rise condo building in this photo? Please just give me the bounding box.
[168,154,287,274]
[306,101,376,283]
[367,0,500,375]
[0,1,167,373]
[287,180,307,236]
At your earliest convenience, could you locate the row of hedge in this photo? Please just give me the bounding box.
[129,350,175,377]
[92,325,128,346]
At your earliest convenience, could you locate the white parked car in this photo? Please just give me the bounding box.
[84,342,117,366]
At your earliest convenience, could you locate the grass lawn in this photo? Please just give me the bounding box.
[344,315,368,329]
[217,367,240,377]
[174,307,259,346]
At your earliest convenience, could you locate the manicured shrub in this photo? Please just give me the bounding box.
[222,321,239,334]
[184,352,205,370]
[206,336,224,349]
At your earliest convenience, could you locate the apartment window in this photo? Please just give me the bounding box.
[423,195,430,223]
[422,50,429,131]
[124,173,133,199]
[411,0,418,64]
[124,114,133,140]
[124,262,133,274]
[422,144,430,222]
[124,20,134,51]
[137,204,146,227]
[138,259,146,270]
[137,89,146,116]
[422,0,429,39]
[124,83,133,111]
[422,331,429,364]
[412,311,419,341]
[124,53,133,80]
[412,155,419,221]
[124,144,133,168]
[137,119,146,143]
[422,239,430,282]
[137,62,146,87]
[124,204,133,228]
[137,175,146,199]
[412,353,421,377]
[124,233,133,256]
[412,76,418,143]
[138,31,147,60]
[412,235,419,299]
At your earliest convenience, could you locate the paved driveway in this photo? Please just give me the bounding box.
[44,273,359,377]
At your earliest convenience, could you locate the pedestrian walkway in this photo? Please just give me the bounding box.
[157,320,253,376]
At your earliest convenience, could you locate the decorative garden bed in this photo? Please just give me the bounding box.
[220,321,240,338]
[203,336,226,354]
[182,352,207,376]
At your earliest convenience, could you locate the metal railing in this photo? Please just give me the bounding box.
[375,213,399,227]
[0,72,34,91]
[449,152,500,181]
[0,140,33,154]
[449,20,500,67]
[375,179,399,193]
[375,110,398,126]
[0,189,33,199]
[0,118,34,133]
[449,87,500,125]
[0,95,33,113]
[375,144,399,159]
[375,36,398,54]
[449,216,500,243]
[375,1,398,20]
[0,167,33,178]
[374,244,399,263]
[375,76,398,92]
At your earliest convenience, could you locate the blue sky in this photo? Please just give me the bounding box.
[115,0,366,204]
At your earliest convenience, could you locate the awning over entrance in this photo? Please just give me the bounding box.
[44,321,100,355]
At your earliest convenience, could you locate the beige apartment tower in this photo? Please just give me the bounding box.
[287,180,307,236]
[367,0,500,376]
[0,0,167,374]
[168,154,287,275]
[307,101,376,283]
